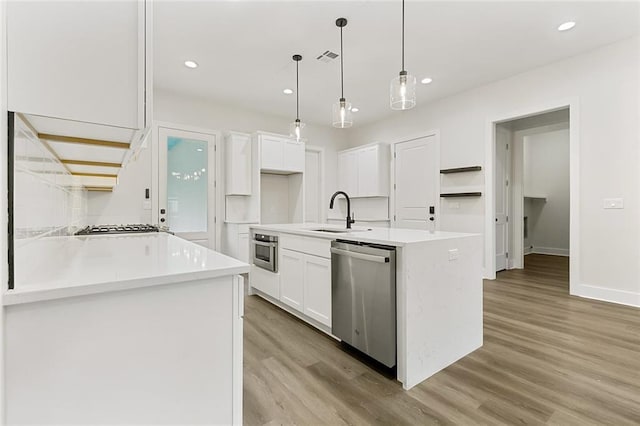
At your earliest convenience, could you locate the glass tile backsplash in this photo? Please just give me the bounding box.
[12,114,87,247]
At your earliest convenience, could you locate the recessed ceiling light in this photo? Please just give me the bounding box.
[184,60,198,69]
[351,107,359,112]
[196,148,203,152]
[421,77,433,84]
[558,21,576,32]
[283,88,294,95]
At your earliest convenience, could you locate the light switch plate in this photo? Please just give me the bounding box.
[603,198,624,209]
[448,249,459,261]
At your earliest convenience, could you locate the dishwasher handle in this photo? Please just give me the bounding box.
[330,247,389,263]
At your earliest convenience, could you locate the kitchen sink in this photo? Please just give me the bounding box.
[310,228,372,233]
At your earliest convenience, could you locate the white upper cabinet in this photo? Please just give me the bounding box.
[283,140,305,173]
[257,133,304,173]
[225,132,252,195]
[7,1,146,130]
[337,143,390,197]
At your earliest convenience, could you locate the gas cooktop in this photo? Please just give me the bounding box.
[75,224,161,236]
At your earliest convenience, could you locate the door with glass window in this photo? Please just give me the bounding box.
[158,127,216,248]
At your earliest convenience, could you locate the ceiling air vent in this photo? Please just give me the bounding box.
[316,50,339,63]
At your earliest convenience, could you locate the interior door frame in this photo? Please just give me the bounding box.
[152,121,222,250]
[485,98,579,297]
[304,144,326,224]
[390,130,441,229]
[494,124,512,271]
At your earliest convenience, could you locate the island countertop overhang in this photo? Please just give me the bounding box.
[6,233,250,306]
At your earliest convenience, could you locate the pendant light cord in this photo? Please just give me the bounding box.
[401,0,405,72]
[296,60,300,120]
[340,25,344,99]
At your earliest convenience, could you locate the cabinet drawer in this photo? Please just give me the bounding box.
[280,234,306,253]
[302,237,331,259]
[280,234,331,259]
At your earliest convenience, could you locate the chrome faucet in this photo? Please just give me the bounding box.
[329,191,355,229]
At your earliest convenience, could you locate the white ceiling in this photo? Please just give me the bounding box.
[154,1,639,127]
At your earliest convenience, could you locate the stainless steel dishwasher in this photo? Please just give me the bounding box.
[330,240,396,368]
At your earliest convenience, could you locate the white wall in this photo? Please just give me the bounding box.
[90,89,349,227]
[348,36,640,307]
[522,127,570,255]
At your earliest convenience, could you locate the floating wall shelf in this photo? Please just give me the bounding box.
[440,166,482,174]
[440,192,482,198]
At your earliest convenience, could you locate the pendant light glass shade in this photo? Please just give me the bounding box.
[390,71,416,110]
[289,118,306,141]
[332,98,353,128]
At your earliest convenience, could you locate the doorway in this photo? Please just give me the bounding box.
[155,123,220,249]
[492,108,571,287]
[392,134,439,230]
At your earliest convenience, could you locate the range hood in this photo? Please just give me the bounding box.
[17,113,149,191]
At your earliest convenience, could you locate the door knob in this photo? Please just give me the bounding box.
[160,218,165,223]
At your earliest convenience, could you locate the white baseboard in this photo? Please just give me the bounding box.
[574,284,640,308]
[532,246,569,257]
[524,246,534,255]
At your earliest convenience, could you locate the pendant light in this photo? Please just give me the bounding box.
[390,0,416,110]
[289,54,305,142]
[332,18,353,128]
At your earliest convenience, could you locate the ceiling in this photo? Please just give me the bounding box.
[154,1,639,127]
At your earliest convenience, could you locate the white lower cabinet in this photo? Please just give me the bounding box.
[303,255,332,327]
[279,249,304,311]
[278,247,332,328]
[251,265,280,300]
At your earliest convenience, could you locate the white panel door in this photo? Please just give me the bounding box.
[159,127,216,247]
[303,255,331,327]
[394,136,438,230]
[495,126,510,271]
[279,249,304,312]
[305,149,321,223]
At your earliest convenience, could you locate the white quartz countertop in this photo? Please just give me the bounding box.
[250,223,480,246]
[5,233,249,306]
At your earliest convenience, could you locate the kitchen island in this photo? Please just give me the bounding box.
[249,223,483,390]
[5,233,248,425]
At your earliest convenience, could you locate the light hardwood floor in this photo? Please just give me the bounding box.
[244,254,640,425]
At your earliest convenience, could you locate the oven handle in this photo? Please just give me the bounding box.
[254,241,278,248]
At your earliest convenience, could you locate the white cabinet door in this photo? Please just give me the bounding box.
[303,255,331,327]
[7,1,144,129]
[225,133,252,195]
[338,151,358,195]
[283,141,305,173]
[279,249,304,311]
[260,137,284,170]
[357,146,378,197]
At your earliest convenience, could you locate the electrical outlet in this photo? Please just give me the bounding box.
[603,198,624,209]
[448,249,459,261]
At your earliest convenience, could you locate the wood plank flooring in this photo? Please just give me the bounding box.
[243,254,640,425]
